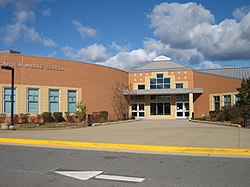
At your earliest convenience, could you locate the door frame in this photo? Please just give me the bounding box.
[176,102,189,119]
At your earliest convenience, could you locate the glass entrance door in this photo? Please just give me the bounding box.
[176,102,189,118]
[132,103,145,118]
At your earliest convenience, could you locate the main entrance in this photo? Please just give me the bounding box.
[132,103,145,118]
[176,102,189,119]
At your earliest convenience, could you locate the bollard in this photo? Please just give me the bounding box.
[87,114,92,126]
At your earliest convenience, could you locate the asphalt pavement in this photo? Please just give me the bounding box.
[1,145,250,187]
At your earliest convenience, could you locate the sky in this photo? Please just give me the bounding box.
[0,0,250,70]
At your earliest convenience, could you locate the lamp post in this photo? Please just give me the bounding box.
[1,66,15,129]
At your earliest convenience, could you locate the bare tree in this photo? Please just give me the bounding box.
[111,82,136,120]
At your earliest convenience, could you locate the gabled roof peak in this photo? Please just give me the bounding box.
[153,55,171,61]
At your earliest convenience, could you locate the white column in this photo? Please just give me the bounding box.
[189,92,194,120]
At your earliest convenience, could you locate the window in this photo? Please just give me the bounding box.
[138,85,145,90]
[214,96,220,111]
[68,90,77,113]
[150,74,170,89]
[3,88,16,113]
[176,83,183,88]
[150,95,171,100]
[235,95,240,107]
[150,102,171,115]
[176,94,189,100]
[27,89,39,113]
[49,89,59,112]
[224,95,231,106]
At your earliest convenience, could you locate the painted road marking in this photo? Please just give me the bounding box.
[95,174,145,182]
[54,171,103,181]
[54,170,145,183]
[0,137,250,156]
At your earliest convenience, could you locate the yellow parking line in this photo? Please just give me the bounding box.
[0,137,249,156]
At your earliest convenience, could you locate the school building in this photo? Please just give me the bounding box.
[1,50,250,120]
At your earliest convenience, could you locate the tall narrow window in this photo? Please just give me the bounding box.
[214,96,220,111]
[68,90,77,113]
[27,88,39,113]
[3,88,16,113]
[49,89,59,112]
[235,95,240,107]
[224,95,231,106]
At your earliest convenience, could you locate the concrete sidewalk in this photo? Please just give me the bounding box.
[0,120,250,156]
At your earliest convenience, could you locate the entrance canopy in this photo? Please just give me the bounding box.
[123,88,203,95]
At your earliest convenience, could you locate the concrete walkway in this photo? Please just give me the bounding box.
[0,120,249,149]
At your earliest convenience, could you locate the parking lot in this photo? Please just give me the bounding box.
[1,119,250,149]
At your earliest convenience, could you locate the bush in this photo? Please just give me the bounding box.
[41,112,55,123]
[53,112,65,123]
[0,114,7,123]
[99,111,109,120]
[20,113,30,123]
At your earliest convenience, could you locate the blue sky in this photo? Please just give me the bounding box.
[0,0,250,70]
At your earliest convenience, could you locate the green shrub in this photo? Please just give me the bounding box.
[41,112,55,123]
[53,112,65,122]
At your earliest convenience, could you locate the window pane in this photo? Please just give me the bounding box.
[139,112,145,117]
[157,85,164,89]
[150,85,156,89]
[164,103,171,115]
[158,103,164,115]
[157,74,163,78]
[157,79,163,83]
[150,79,156,84]
[50,102,59,112]
[164,78,170,83]
[132,104,137,110]
[150,103,157,115]
[68,103,76,113]
[164,84,170,89]
[28,102,38,113]
[3,88,16,114]
[132,112,137,117]
[138,85,145,90]
[139,104,144,110]
[176,83,183,88]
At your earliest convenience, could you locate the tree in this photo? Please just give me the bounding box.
[111,82,136,120]
[237,78,250,111]
[75,101,87,122]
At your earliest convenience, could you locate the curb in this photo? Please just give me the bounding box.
[0,137,249,157]
[190,120,241,128]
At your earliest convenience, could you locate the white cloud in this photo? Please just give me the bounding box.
[72,20,97,38]
[42,38,56,46]
[62,43,108,62]
[99,49,157,70]
[41,7,51,16]
[233,6,250,21]
[148,2,250,63]
[199,61,221,69]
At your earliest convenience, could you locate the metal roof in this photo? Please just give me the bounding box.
[124,88,203,95]
[196,67,250,79]
[130,55,192,72]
